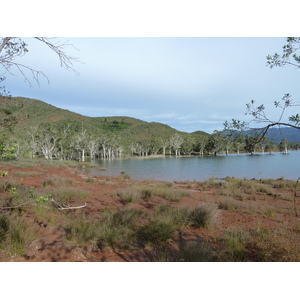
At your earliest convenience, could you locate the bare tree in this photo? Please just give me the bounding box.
[74,127,88,162]
[160,138,169,156]
[170,133,183,156]
[0,37,80,86]
[27,126,39,159]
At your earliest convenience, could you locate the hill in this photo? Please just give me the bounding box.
[0,97,210,153]
[224,126,300,145]
[263,127,300,144]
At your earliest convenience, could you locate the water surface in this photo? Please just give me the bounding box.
[88,151,300,181]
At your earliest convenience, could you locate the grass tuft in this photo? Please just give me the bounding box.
[188,203,219,228]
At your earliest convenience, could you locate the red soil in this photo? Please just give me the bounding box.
[0,163,299,262]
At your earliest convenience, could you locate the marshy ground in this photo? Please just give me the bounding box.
[0,159,300,262]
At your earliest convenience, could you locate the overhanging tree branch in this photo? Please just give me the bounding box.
[0,37,80,87]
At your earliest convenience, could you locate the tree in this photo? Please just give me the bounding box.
[160,138,170,156]
[265,140,276,154]
[87,137,98,159]
[27,126,39,159]
[197,136,208,156]
[0,37,79,87]
[279,138,289,154]
[170,133,183,156]
[0,37,79,161]
[206,131,223,156]
[225,38,300,149]
[222,134,233,155]
[38,123,59,160]
[266,37,300,70]
[73,126,88,162]
[181,136,195,155]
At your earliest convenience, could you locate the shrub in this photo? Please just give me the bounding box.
[117,187,142,203]
[86,177,94,183]
[42,178,53,187]
[95,208,144,249]
[188,203,219,228]
[138,205,189,244]
[152,186,190,202]
[218,198,239,210]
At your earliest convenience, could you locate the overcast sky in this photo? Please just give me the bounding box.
[3,37,299,133]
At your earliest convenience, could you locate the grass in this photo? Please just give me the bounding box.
[2,159,300,261]
[41,186,90,205]
[0,213,36,256]
[64,208,145,250]
[218,197,240,211]
[188,203,219,228]
[222,227,249,261]
[0,158,98,169]
[145,240,218,262]
[85,177,94,183]
[117,184,190,203]
[138,204,189,244]
[63,205,192,249]
[117,187,144,203]
[13,171,43,177]
[219,225,299,262]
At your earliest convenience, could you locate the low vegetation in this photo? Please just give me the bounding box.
[0,160,300,262]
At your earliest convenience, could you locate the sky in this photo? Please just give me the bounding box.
[3,37,300,134]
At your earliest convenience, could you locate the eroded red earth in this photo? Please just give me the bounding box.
[0,163,299,262]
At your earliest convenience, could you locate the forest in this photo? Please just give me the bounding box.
[0,96,299,162]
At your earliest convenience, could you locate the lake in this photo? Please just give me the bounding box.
[88,151,300,182]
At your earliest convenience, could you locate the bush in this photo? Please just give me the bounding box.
[188,203,219,228]
[138,205,189,244]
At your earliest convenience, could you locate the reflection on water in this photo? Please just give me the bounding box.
[87,151,300,181]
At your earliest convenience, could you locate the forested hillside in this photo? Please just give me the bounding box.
[0,97,209,160]
[1,97,299,161]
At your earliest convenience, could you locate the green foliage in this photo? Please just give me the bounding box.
[0,170,8,176]
[0,97,211,159]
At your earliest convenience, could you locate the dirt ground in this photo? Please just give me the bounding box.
[0,162,300,262]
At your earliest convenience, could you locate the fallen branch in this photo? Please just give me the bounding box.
[51,199,87,210]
